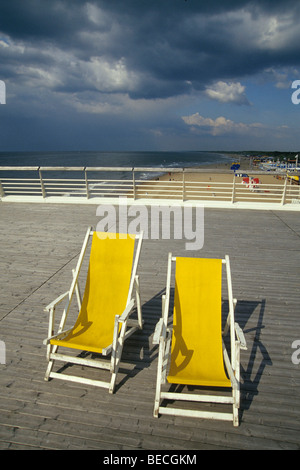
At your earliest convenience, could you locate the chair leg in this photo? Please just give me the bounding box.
[154,337,165,417]
[109,317,128,394]
[109,373,117,394]
[233,341,240,426]
[233,402,239,427]
[135,276,143,329]
[109,344,120,393]
[153,378,161,417]
[44,343,57,381]
[44,355,55,381]
[109,339,125,393]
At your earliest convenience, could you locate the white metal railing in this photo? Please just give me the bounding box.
[0,166,299,206]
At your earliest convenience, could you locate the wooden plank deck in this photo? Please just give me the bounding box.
[0,202,299,450]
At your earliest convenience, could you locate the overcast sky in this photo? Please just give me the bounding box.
[0,0,300,152]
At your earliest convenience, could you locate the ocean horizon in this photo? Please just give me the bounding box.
[0,150,233,169]
[0,150,235,183]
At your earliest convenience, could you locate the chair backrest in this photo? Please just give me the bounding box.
[71,232,136,350]
[167,257,231,388]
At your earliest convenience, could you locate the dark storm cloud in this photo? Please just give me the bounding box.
[1,0,300,101]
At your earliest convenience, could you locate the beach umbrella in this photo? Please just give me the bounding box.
[231,163,240,171]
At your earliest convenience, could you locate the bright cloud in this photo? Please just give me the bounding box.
[182,113,264,136]
[205,81,250,105]
[85,57,139,93]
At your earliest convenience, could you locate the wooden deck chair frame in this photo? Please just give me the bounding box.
[43,227,143,394]
[153,253,247,426]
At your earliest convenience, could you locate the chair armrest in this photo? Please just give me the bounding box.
[43,327,73,345]
[153,318,164,345]
[235,322,247,350]
[44,291,69,312]
[118,298,135,323]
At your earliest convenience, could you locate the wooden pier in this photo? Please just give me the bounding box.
[0,202,299,450]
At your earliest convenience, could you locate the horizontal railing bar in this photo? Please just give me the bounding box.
[186,187,234,191]
[186,181,233,185]
[39,166,85,171]
[137,190,183,195]
[0,178,41,182]
[236,183,285,188]
[0,166,40,171]
[134,167,182,173]
[0,165,299,175]
[44,183,86,188]
[88,178,133,183]
[4,190,42,194]
[235,190,282,195]
[185,193,231,198]
[186,181,285,188]
[90,190,131,194]
[136,183,181,188]
[137,183,182,188]
[85,167,133,172]
[45,191,86,195]
[43,178,86,182]
[186,196,232,200]
[90,184,132,189]
[235,196,281,201]
[2,183,41,187]
[140,194,180,199]
[2,188,42,192]
[136,179,181,183]
[185,188,231,196]
[89,188,133,192]
[89,191,134,194]
[91,186,132,189]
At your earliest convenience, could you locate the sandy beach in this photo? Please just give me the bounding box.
[135,155,288,201]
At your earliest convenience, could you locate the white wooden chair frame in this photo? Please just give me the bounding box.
[43,227,143,393]
[153,253,247,426]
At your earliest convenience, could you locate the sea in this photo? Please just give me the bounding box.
[0,150,232,181]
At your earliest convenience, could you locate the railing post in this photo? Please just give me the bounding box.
[182,169,185,201]
[132,169,136,200]
[39,168,46,198]
[231,173,236,204]
[85,169,90,199]
[281,175,287,205]
[0,179,5,198]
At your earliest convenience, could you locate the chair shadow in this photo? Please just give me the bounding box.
[114,288,167,392]
[167,282,194,376]
[230,298,272,418]
[54,287,165,381]
[116,285,194,392]
[55,289,272,417]
[156,298,272,418]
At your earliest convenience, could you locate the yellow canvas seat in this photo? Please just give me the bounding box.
[153,253,247,426]
[44,227,143,393]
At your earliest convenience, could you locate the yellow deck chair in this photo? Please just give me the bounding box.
[43,227,143,393]
[153,253,247,426]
